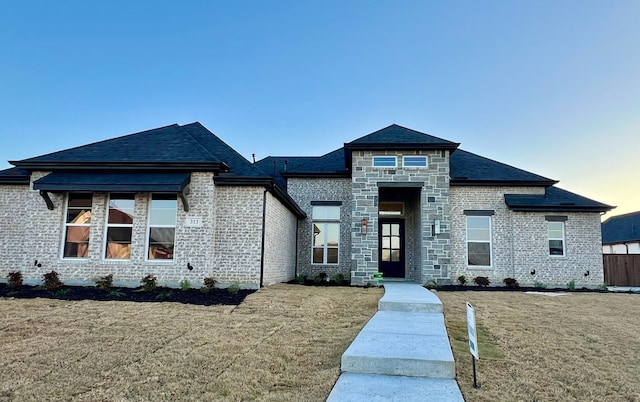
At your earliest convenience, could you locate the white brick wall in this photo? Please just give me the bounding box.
[262,192,298,285]
[450,186,604,286]
[212,186,264,287]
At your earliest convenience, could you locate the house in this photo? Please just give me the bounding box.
[0,123,613,288]
[602,212,640,254]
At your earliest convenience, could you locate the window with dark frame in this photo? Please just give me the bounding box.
[147,194,177,260]
[63,193,92,258]
[105,193,135,259]
[311,205,340,264]
[548,221,565,256]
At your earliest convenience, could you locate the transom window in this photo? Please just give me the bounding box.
[63,193,92,259]
[466,216,492,266]
[403,156,428,168]
[373,156,397,168]
[379,202,404,216]
[147,194,177,260]
[311,205,340,264]
[548,222,565,256]
[105,194,135,259]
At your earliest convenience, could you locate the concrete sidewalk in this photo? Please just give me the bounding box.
[327,283,464,401]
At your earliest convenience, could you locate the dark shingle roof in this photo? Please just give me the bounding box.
[346,124,459,148]
[504,186,614,212]
[0,167,30,184]
[450,149,557,186]
[602,211,640,244]
[256,148,347,177]
[33,172,191,193]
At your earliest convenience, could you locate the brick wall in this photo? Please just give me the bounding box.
[450,186,604,286]
[212,186,264,288]
[262,191,298,285]
[287,178,353,279]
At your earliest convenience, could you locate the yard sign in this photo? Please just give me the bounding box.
[466,302,479,359]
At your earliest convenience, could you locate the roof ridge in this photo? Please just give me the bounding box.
[179,122,220,161]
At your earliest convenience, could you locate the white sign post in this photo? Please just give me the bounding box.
[466,302,479,388]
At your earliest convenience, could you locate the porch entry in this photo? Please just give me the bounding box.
[379,219,405,278]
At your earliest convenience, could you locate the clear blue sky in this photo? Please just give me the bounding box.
[1,1,638,217]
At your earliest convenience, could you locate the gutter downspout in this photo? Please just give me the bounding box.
[260,189,268,288]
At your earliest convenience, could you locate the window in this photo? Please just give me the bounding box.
[379,202,404,216]
[311,205,340,264]
[105,194,135,259]
[147,194,177,260]
[548,221,565,256]
[403,156,427,168]
[63,193,92,258]
[373,156,397,168]
[466,216,491,266]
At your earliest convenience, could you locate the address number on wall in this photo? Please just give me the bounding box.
[185,216,203,227]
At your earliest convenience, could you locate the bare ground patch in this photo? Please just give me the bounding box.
[438,291,640,402]
[0,284,382,401]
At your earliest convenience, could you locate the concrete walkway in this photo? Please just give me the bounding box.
[327,283,464,401]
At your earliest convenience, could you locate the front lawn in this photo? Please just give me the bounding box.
[0,284,382,401]
[438,291,640,401]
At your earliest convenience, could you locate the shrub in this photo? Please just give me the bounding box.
[533,281,546,289]
[566,279,576,291]
[473,276,491,287]
[180,279,191,291]
[7,271,23,290]
[108,289,124,298]
[42,271,63,291]
[314,272,328,284]
[456,275,467,286]
[227,282,240,294]
[425,279,439,289]
[54,288,71,298]
[200,277,217,293]
[155,290,173,301]
[295,274,307,285]
[503,277,519,288]
[331,273,345,285]
[141,274,157,292]
[94,274,114,291]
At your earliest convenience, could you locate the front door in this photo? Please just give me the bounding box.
[379,219,405,278]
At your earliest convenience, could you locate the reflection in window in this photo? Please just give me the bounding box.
[311,205,340,264]
[548,222,565,256]
[63,193,92,258]
[466,216,491,266]
[105,194,135,259]
[148,194,177,260]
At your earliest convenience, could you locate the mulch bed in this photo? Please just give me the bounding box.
[0,283,255,306]
[429,285,610,292]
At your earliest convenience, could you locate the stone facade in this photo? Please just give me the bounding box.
[262,191,298,285]
[450,186,604,286]
[350,150,451,285]
[287,178,353,278]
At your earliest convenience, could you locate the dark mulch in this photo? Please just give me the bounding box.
[0,284,255,306]
[429,285,610,293]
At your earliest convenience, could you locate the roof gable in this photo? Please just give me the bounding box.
[346,124,459,148]
[602,211,640,244]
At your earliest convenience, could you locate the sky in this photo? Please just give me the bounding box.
[1,1,638,218]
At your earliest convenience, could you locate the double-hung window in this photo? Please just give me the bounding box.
[312,205,340,264]
[63,193,92,258]
[466,216,492,266]
[548,221,565,256]
[105,194,135,259]
[147,194,177,260]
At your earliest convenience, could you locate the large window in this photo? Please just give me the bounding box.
[312,205,340,264]
[466,216,492,266]
[548,221,565,256]
[105,194,135,259]
[63,193,92,258]
[147,194,177,260]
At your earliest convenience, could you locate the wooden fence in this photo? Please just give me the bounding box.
[603,254,640,286]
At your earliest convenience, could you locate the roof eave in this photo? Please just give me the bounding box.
[281,171,350,178]
[507,205,614,212]
[10,161,230,172]
[451,179,558,186]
